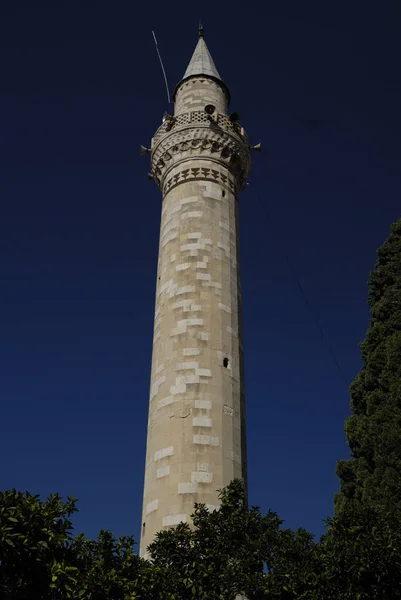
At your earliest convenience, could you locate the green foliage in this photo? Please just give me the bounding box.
[319,507,401,600]
[1,477,400,599]
[1,482,319,600]
[0,489,164,600]
[335,218,401,522]
[148,479,276,599]
[324,217,401,598]
[0,488,79,599]
[148,480,320,600]
[71,531,142,600]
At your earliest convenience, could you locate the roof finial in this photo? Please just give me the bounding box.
[198,19,204,39]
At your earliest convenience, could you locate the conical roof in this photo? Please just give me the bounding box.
[182,37,222,81]
[173,28,229,102]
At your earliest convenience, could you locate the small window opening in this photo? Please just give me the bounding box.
[222,190,226,197]
[223,357,229,368]
[142,522,146,537]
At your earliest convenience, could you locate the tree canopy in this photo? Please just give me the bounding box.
[336,218,401,524]
[326,217,401,598]
[0,482,320,600]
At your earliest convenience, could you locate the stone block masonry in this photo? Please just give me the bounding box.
[140,33,250,557]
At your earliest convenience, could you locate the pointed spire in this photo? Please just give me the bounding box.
[182,33,222,81]
[173,26,230,103]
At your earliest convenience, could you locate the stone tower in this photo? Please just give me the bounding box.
[140,28,252,557]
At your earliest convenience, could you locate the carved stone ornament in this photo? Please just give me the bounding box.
[150,111,251,193]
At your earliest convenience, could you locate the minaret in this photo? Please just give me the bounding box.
[140,28,252,557]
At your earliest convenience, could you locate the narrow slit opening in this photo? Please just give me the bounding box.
[223,357,229,368]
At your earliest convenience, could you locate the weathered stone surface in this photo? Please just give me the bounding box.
[140,37,250,556]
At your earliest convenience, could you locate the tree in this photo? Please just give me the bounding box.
[0,489,165,600]
[71,531,145,600]
[0,489,80,599]
[318,508,401,600]
[335,218,401,521]
[320,217,401,599]
[148,479,320,600]
[0,482,321,600]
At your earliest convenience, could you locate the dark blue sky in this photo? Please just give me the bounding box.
[1,1,400,546]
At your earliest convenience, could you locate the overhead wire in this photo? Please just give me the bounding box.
[152,31,172,105]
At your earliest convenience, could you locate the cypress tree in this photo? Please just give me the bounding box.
[335,217,401,521]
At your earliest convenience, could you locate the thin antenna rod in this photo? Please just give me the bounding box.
[152,31,171,104]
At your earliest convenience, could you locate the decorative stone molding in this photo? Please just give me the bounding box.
[151,113,250,193]
[153,111,248,145]
[163,164,236,196]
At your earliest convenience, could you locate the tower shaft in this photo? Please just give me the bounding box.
[140,38,250,556]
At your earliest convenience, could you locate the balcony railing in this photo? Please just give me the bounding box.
[152,111,248,146]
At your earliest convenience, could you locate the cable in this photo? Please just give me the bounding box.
[152,31,171,105]
[255,193,350,390]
